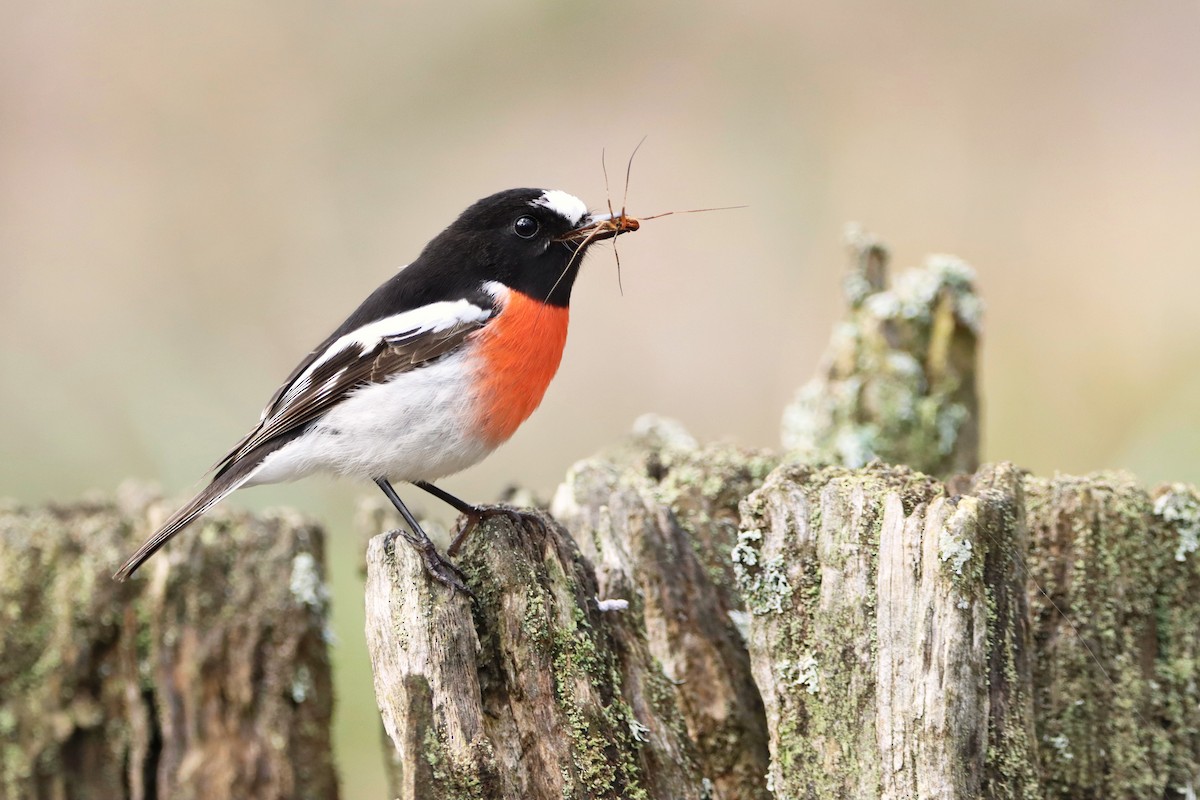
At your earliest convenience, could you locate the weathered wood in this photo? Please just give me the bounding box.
[364,512,704,800]
[781,228,981,479]
[551,420,775,800]
[971,466,1040,800]
[1025,474,1200,798]
[7,225,1191,800]
[364,530,485,799]
[734,461,1040,799]
[0,484,337,800]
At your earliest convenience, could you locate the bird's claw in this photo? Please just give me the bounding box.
[393,528,474,598]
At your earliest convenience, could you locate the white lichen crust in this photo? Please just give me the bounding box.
[781,232,981,480]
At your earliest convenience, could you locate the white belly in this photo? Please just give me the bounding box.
[245,350,494,485]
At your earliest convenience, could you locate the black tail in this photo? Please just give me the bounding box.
[113,467,254,581]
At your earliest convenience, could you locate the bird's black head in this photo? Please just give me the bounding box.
[419,188,634,307]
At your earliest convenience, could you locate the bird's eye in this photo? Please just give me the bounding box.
[513,215,540,239]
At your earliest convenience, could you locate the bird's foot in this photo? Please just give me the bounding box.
[393,528,474,598]
[449,504,548,556]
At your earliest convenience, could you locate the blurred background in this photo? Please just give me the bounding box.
[3,1,1199,794]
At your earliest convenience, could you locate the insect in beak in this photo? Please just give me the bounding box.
[547,139,742,306]
[558,212,641,245]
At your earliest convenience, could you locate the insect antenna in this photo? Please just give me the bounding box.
[636,204,748,221]
[622,136,646,218]
[601,147,623,296]
[613,136,647,296]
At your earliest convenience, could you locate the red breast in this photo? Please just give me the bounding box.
[471,289,569,447]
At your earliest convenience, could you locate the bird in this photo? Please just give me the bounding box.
[114,187,639,592]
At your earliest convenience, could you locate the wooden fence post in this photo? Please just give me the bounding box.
[7,229,1200,799]
[0,485,337,800]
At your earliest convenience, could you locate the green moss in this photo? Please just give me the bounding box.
[1025,472,1200,798]
[549,596,649,800]
[976,474,1041,800]
[642,659,696,755]
[421,725,487,800]
[522,587,552,651]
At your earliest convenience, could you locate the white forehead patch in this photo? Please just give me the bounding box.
[529,189,587,226]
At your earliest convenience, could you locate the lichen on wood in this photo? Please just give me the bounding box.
[552,415,775,800]
[364,512,705,800]
[780,226,981,479]
[1025,473,1200,798]
[0,484,337,800]
[12,221,1200,800]
[735,461,1040,799]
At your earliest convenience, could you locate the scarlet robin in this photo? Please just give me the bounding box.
[115,188,638,592]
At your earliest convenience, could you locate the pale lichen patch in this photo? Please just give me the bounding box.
[778,654,820,695]
[938,499,978,578]
[779,242,980,480]
[289,551,327,609]
[1153,484,1200,562]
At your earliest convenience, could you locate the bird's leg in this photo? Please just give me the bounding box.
[373,478,472,597]
[412,480,548,557]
